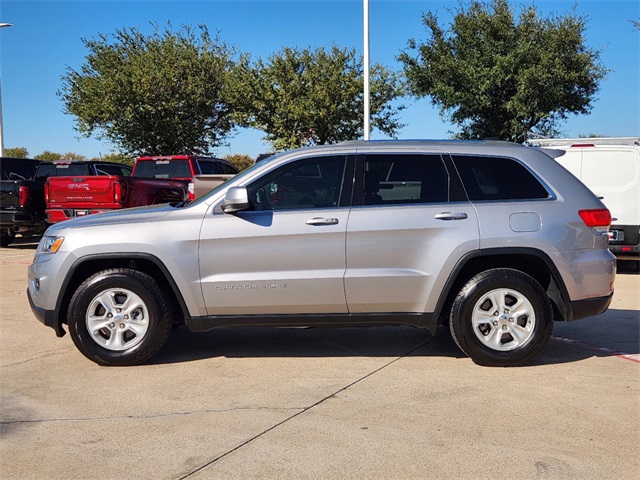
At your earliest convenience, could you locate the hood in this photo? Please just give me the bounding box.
[46,203,177,233]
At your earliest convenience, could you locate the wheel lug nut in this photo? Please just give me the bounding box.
[493,311,499,316]
[509,317,514,322]
[109,322,115,328]
[107,313,113,318]
[502,325,508,330]
[124,315,129,320]
[119,323,125,329]
[493,321,498,326]
[117,309,122,313]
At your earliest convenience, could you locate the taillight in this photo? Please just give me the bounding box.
[18,185,30,207]
[114,181,123,202]
[579,209,611,235]
[188,182,195,201]
[44,182,49,203]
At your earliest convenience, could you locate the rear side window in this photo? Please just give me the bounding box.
[198,160,239,175]
[1,159,39,180]
[362,154,450,205]
[452,155,549,201]
[134,160,192,179]
[97,164,132,176]
[197,160,222,174]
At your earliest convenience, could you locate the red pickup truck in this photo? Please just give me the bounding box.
[45,156,238,223]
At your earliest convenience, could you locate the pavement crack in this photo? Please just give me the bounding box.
[0,349,69,368]
[178,333,442,479]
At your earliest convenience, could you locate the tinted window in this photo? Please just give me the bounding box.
[198,160,222,174]
[34,164,56,181]
[453,155,549,201]
[133,160,192,179]
[363,154,449,205]
[247,156,347,211]
[1,158,39,180]
[97,164,132,176]
[220,164,238,174]
[54,164,91,176]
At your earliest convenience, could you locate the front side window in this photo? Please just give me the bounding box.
[247,155,348,211]
[361,154,450,205]
[452,155,550,201]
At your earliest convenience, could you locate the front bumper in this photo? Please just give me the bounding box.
[27,287,65,337]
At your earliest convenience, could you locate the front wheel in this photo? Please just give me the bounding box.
[67,269,173,366]
[449,269,553,367]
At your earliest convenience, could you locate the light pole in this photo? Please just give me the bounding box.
[0,23,13,157]
[363,0,370,141]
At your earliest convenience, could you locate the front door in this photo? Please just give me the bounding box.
[198,154,353,315]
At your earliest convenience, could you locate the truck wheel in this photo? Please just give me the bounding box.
[67,269,173,366]
[449,269,553,367]
[0,228,15,247]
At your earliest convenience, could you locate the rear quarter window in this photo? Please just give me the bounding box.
[452,155,549,201]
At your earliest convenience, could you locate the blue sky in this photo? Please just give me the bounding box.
[1,0,638,159]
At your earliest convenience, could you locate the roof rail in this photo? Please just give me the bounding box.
[528,137,640,147]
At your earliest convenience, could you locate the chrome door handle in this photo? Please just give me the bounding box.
[434,212,468,220]
[306,217,339,226]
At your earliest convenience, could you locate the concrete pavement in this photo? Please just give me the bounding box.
[1,238,638,479]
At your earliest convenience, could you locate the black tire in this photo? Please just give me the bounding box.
[449,268,553,367]
[1,228,15,247]
[67,268,173,366]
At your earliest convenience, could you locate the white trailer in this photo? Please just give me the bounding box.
[532,137,640,264]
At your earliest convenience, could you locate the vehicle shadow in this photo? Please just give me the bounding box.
[150,309,640,366]
[3,235,40,249]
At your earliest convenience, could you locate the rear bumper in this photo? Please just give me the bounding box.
[566,292,613,321]
[0,210,46,230]
[27,288,65,337]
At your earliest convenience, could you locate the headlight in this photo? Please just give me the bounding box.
[40,236,64,254]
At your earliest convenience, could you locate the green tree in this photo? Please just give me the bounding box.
[34,151,87,161]
[224,154,254,172]
[4,147,29,158]
[59,23,245,156]
[34,151,63,161]
[240,45,404,150]
[399,0,607,142]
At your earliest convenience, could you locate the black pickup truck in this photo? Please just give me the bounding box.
[0,157,49,246]
[0,158,133,246]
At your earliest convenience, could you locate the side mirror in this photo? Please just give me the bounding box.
[221,186,250,213]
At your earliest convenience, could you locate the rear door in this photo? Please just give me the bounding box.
[198,154,354,315]
[345,151,479,314]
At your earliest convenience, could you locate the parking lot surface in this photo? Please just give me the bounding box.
[1,237,638,480]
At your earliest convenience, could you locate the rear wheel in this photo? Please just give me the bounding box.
[450,268,553,367]
[67,268,173,366]
[0,228,15,247]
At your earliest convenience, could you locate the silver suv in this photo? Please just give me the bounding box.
[28,141,616,367]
